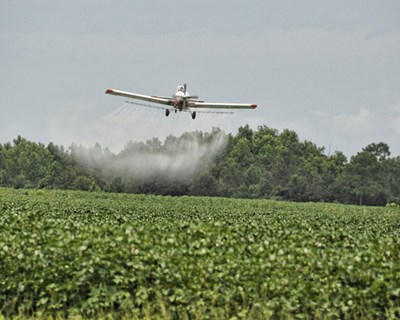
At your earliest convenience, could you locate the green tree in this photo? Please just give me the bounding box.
[383,157,400,204]
[189,168,219,196]
[363,142,390,161]
[338,144,391,205]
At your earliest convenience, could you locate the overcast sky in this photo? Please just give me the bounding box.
[1,1,400,156]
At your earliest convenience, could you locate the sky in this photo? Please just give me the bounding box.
[1,0,400,157]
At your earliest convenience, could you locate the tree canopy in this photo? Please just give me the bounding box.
[1,126,399,206]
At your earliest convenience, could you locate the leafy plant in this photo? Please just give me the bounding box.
[0,187,399,318]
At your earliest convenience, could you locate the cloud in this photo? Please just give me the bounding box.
[331,108,375,137]
[388,100,400,135]
[1,1,400,158]
[284,104,400,156]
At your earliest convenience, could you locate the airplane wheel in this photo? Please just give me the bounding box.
[165,109,170,117]
[192,111,196,120]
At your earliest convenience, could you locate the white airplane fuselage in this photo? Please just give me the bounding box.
[171,85,192,110]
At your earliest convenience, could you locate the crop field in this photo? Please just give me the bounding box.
[0,188,400,319]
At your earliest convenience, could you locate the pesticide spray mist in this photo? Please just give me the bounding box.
[71,102,233,187]
[117,131,227,182]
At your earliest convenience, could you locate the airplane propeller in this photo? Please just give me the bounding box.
[183,84,199,100]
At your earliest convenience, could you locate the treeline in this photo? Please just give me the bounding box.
[1,126,399,206]
[0,136,100,191]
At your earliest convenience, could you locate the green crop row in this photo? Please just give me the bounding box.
[0,188,400,319]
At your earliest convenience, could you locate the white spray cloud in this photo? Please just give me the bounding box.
[72,127,228,183]
[50,100,235,152]
[119,132,226,182]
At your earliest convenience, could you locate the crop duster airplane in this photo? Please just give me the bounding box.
[105,84,257,119]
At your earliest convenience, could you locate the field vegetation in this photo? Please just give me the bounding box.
[1,188,399,319]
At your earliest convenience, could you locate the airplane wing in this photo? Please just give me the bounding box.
[105,88,173,106]
[191,101,257,109]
